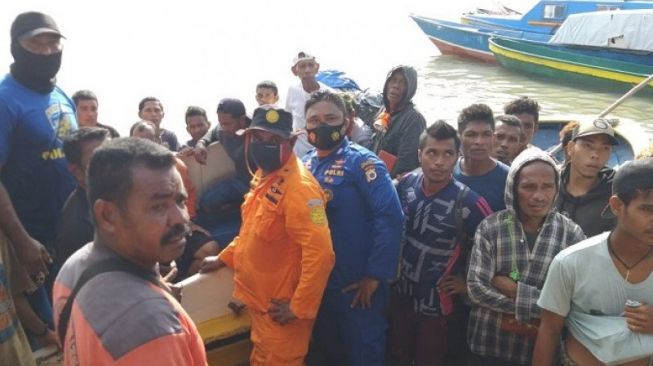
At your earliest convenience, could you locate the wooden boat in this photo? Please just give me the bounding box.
[411,1,653,63]
[180,143,250,366]
[461,0,653,34]
[179,268,252,366]
[488,37,653,93]
[410,15,550,63]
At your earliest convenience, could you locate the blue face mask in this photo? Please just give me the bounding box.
[249,140,283,172]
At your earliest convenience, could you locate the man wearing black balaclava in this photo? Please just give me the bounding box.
[0,11,78,354]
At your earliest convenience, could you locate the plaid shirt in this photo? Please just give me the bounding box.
[466,149,586,365]
[467,209,585,364]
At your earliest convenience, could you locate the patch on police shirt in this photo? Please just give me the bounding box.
[307,199,327,225]
[360,159,375,170]
[365,168,378,182]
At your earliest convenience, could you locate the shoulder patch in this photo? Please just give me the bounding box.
[307,199,327,225]
[365,168,378,182]
[360,159,376,170]
[307,198,323,208]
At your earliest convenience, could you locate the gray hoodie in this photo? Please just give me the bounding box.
[373,65,426,177]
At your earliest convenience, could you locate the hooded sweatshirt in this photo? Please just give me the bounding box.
[373,66,426,178]
[466,148,585,365]
[556,164,616,237]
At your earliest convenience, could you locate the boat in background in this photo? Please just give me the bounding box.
[410,15,550,63]
[489,10,653,93]
[462,0,653,34]
[411,1,653,63]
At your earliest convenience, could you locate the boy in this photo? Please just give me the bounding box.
[534,158,653,366]
[255,80,279,106]
[286,51,330,157]
[180,106,211,152]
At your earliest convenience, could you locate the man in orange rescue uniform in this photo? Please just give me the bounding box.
[200,105,335,365]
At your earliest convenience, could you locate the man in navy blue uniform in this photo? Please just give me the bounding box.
[303,90,404,365]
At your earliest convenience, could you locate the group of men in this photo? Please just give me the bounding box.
[2,10,653,366]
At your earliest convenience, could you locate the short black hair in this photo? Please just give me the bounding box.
[457,103,494,133]
[71,90,97,106]
[87,138,175,211]
[495,114,523,130]
[138,97,163,113]
[619,189,653,206]
[504,96,540,123]
[63,127,109,166]
[129,120,157,137]
[419,120,461,151]
[185,106,207,123]
[305,90,347,116]
[256,80,278,96]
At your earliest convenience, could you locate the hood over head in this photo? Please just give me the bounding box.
[504,147,559,211]
[382,65,418,111]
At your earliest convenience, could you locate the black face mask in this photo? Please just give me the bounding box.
[249,141,284,173]
[10,41,62,94]
[306,123,345,151]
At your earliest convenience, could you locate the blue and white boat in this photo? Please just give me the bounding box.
[410,15,549,63]
[411,0,653,63]
[462,0,653,34]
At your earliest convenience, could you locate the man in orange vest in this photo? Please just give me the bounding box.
[201,105,335,365]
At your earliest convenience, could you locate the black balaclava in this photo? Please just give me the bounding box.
[9,12,63,94]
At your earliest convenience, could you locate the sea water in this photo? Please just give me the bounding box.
[1,0,650,138]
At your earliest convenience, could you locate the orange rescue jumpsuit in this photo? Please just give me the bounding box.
[219,155,335,365]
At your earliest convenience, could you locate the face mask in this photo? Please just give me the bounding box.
[249,140,288,173]
[10,42,62,93]
[307,123,345,151]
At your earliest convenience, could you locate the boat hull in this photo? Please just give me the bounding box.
[410,15,549,63]
[489,37,653,92]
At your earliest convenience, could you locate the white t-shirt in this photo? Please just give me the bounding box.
[285,81,330,157]
[538,232,653,364]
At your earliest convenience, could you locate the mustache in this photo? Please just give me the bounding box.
[161,224,191,245]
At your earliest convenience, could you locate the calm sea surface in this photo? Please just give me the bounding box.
[1,0,651,139]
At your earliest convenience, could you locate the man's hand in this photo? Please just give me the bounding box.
[199,256,225,273]
[14,236,51,277]
[160,266,182,302]
[438,274,467,295]
[268,299,297,325]
[624,303,653,333]
[373,120,387,133]
[491,275,518,299]
[193,144,208,165]
[342,277,379,309]
[177,146,194,158]
[158,260,177,279]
